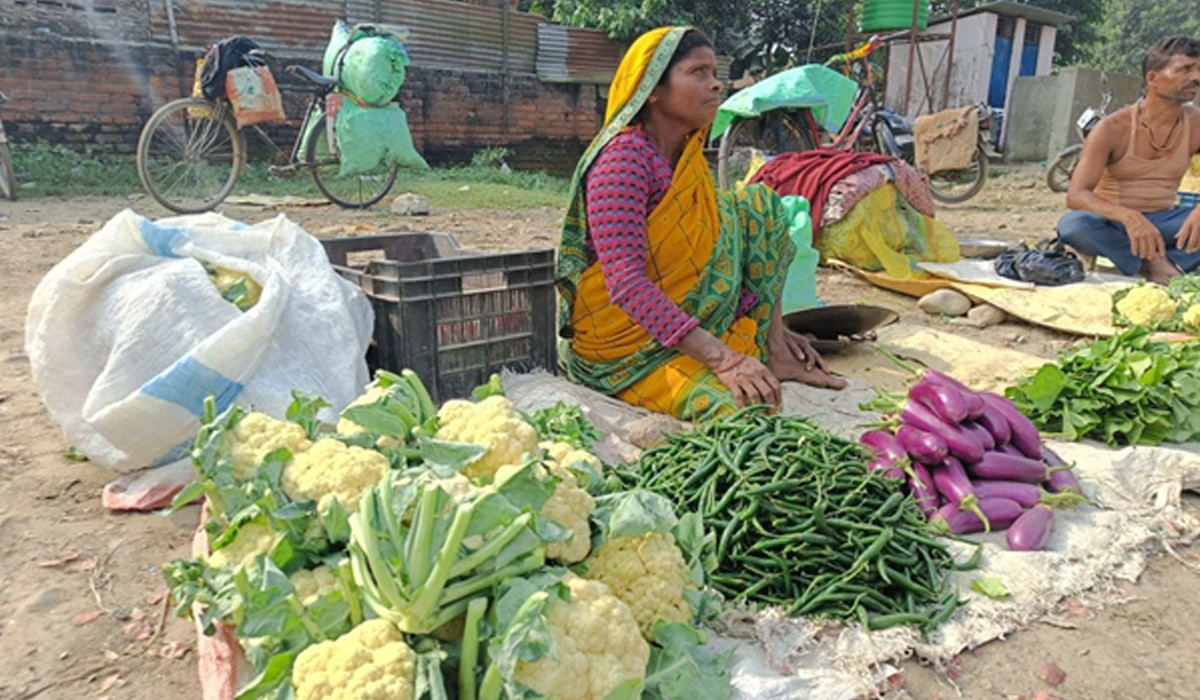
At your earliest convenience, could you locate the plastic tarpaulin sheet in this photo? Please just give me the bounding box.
[710,65,858,141]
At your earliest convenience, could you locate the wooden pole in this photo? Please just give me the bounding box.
[904,0,919,113]
[942,0,960,110]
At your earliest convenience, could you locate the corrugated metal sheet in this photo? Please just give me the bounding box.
[374,0,536,74]
[148,0,345,54]
[537,24,621,84]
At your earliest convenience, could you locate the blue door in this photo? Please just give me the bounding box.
[989,36,1012,108]
[1020,41,1039,76]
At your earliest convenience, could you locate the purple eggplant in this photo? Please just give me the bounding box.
[909,463,940,517]
[932,457,990,530]
[1007,504,1054,551]
[966,451,1050,484]
[1045,468,1083,496]
[867,455,906,481]
[975,407,1012,446]
[964,392,985,420]
[973,479,1086,509]
[922,369,985,419]
[910,379,969,424]
[860,429,907,464]
[962,421,996,451]
[979,393,1042,458]
[997,442,1024,457]
[900,400,985,463]
[933,497,1023,534]
[898,425,948,465]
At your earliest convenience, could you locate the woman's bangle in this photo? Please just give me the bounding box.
[712,353,747,374]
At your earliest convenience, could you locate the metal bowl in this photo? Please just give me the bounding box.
[957,237,1011,259]
[782,304,900,353]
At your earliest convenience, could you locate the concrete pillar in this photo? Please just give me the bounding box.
[999,17,1026,147]
[1037,25,1056,75]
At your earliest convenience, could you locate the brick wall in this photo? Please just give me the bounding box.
[0,1,603,172]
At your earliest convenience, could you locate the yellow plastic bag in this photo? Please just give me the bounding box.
[817,184,959,279]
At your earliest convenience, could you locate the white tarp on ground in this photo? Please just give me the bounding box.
[504,371,1200,700]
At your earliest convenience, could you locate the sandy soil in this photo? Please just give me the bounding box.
[1,167,1197,700]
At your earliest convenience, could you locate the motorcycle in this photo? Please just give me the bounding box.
[1046,72,1112,193]
[872,102,1001,204]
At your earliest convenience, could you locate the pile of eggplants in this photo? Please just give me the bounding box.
[861,370,1085,552]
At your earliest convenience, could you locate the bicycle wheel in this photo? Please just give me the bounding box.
[927,145,989,205]
[717,111,815,190]
[137,98,244,214]
[0,141,15,201]
[1045,145,1081,194]
[306,115,398,209]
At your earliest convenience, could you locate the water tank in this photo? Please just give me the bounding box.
[860,0,930,32]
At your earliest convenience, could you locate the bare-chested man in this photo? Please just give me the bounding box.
[1057,37,1200,284]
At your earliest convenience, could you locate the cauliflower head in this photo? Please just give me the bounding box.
[291,565,339,607]
[281,438,389,516]
[1183,304,1200,333]
[436,396,538,481]
[513,575,649,700]
[292,619,416,700]
[541,440,603,476]
[541,463,595,564]
[493,451,595,564]
[583,532,691,638]
[206,518,276,571]
[1116,285,1177,326]
[227,412,312,481]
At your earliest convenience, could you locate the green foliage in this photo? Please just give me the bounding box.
[1006,329,1200,446]
[8,139,569,209]
[1084,0,1200,75]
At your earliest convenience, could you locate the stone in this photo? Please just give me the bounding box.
[626,414,687,449]
[390,193,431,216]
[917,289,972,317]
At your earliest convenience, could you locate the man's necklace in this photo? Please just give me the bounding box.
[1138,103,1184,153]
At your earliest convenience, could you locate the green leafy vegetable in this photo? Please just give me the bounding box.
[643,622,734,700]
[970,576,1012,599]
[526,402,604,449]
[1007,329,1200,446]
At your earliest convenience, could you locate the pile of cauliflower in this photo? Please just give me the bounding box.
[1113,281,1200,332]
[190,381,711,700]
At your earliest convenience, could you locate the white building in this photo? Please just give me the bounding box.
[883,0,1073,125]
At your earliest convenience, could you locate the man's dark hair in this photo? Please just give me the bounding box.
[659,30,716,85]
[1142,36,1200,80]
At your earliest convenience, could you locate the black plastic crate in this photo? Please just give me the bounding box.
[322,233,558,403]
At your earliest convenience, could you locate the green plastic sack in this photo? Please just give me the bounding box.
[779,195,821,313]
[710,64,857,141]
[323,21,409,107]
[335,100,428,177]
[322,20,352,76]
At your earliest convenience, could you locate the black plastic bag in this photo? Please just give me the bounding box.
[994,244,1085,286]
[200,36,264,101]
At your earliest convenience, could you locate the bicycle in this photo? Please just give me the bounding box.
[717,35,991,204]
[137,56,397,214]
[0,88,16,201]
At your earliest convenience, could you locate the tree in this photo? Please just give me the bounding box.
[1085,0,1200,75]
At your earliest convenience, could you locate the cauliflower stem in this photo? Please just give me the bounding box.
[348,465,559,634]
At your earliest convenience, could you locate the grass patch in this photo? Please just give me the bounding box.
[9,141,570,210]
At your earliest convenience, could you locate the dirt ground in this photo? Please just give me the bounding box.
[1,166,1197,700]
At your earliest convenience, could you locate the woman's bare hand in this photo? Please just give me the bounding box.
[713,354,781,407]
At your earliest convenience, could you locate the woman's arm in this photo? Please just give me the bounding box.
[586,138,699,347]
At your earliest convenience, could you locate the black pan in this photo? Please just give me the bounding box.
[782,304,900,353]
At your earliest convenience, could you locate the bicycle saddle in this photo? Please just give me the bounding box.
[286,65,337,90]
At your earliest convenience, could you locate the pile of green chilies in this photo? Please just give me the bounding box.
[622,407,968,632]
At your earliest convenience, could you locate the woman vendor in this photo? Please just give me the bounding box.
[558,26,846,422]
